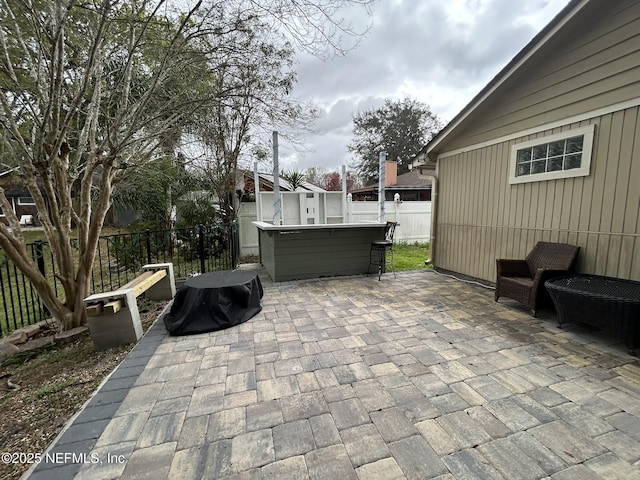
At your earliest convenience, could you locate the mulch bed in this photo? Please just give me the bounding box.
[0,300,168,480]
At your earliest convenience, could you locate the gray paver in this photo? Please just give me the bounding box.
[355,457,405,480]
[529,421,607,464]
[27,271,640,480]
[261,455,308,480]
[207,407,246,441]
[230,429,274,473]
[477,438,548,480]
[595,430,640,463]
[186,383,225,417]
[430,391,471,414]
[526,387,569,407]
[606,412,640,441]
[512,393,558,423]
[272,420,315,460]
[94,412,149,447]
[246,399,284,431]
[309,414,341,448]
[464,405,512,439]
[121,442,176,479]
[450,381,487,406]
[340,423,390,467]
[115,383,163,416]
[328,398,370,430]
[550,464,604,480]
[369,407,417,442]
[509,431,568,475]
[485,398,541,431]
[466,375,513,400]
[411,373,450,397]
[177,415,208,450]
[305,445,357,480]
[168,440,232,479]
[550,402,614,437]
[584,452,640,480]
[443,449,506,480]
[436,411,493,449]
[414,419,458,456]
[352,379,396,411]
[137,411,185,448]
[389,435,447,479]
[280,392,329,421]
[74,441,136,480]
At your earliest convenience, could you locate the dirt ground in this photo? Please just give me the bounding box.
[0,300,169,480]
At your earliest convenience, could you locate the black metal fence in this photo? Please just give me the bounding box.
[0,222,239,336]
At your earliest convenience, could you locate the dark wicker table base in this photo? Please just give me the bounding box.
[545,274,640,354]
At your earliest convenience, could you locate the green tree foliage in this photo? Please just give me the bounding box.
[189,14,316,220]
[0,0,215,330]
[348,98,443,185]
[111,156,199,230]
[0,0,373,332]
[303,167,359,191]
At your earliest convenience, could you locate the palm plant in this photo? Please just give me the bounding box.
[283,170,306,191]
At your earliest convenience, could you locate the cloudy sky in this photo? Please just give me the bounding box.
[276,0,572,173]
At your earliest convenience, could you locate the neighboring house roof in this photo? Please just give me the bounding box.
[421,0,585,160]
[0,170,32,196]
[349,170,433,194]
[246,172,327,192]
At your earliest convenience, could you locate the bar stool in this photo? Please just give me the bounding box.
[368,221,397,280]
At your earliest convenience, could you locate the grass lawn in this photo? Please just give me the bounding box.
[392,242,431,272]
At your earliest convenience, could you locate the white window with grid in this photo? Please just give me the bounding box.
[509,124,595,184]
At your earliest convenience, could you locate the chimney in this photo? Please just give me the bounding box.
[385,160,397,187]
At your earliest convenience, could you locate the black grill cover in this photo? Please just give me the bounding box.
[164,271,263,336]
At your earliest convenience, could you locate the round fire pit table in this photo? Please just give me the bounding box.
[164,270,263,336]
[545,274,640,354]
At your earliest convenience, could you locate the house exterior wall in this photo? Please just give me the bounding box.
[430,0,640,284]
[440,0,640,152]
[434,106,640,283]
[1,205,39,226]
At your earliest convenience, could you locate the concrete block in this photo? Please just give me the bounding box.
[85,289,142,351]
[142,262,176,300]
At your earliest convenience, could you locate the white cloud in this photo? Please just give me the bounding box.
[279,0,571,172]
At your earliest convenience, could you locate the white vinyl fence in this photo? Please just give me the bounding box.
[347,200,431,244]
[238,192,431,257]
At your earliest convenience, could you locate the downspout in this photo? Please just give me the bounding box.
[415,154,438,267]
[425,173,437,266]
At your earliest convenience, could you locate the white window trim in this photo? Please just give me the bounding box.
[17,196,35,205]
[509,124,595,184]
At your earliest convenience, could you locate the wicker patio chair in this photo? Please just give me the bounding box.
[494,241,580,316]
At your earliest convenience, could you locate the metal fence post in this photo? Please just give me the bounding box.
[145,229,152,264]
[34,241,45,276]
[33,240,49,316]
[198,224,206,274]
[231,220,239,269]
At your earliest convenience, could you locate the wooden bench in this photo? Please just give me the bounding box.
[83,263,176,351]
